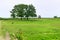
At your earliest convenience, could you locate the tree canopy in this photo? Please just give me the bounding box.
[10,4,37,20]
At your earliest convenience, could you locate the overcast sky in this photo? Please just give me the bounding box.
[0,0,60,18]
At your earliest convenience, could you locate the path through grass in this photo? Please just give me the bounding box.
[0,21,5,40]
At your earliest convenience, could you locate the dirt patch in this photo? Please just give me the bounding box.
[0,36,5,40]
[5,32,10,40]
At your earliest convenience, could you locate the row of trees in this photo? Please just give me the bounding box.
[10,4,37,20]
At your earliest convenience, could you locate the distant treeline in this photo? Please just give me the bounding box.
[0,17,60,20]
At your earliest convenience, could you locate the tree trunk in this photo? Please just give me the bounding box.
[27,17,28,20]
[21,17,22,20]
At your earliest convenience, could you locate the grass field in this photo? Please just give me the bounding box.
[0,18,60,40]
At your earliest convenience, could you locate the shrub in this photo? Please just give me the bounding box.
[10,31,23,40]
[38,15,41,18]
[54,16,57,18]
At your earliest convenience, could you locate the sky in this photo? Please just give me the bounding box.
[0,0,60,18]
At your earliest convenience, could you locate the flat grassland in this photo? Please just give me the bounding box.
[1,18,60,40]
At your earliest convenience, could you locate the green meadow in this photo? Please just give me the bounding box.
[0,18,60,40]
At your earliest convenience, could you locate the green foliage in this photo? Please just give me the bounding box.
[10,4,37,20]
[10,9,16,18]
[10,31,23,40]
[54,16,57,18]
[15,4,27,17]
[15,31,23,40]
[25,4,37,20]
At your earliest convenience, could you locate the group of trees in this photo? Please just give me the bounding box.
[10,4,60,20]
[10,4,37,20]
[54,16,60,18]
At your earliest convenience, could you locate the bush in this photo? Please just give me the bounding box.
[10,30,23,40]
[38,15,41,18]
[54,16,57,18]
